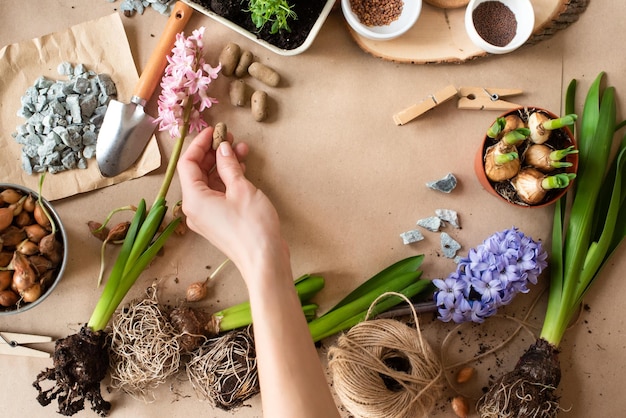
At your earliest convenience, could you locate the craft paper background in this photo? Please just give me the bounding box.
[1,1,625,417]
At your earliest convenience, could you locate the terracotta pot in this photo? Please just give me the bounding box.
[474,107,578,208]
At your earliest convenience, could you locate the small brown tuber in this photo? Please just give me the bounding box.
[229,79,248,107]
[451,395,469,418]
[235,50,254,77]
[251,90,269,122]
[218,42,241,77]
[455,366,475,384]
[248,62,280,87]
[212,122,228,150]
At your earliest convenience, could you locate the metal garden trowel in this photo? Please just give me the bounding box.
[96,1,192,177]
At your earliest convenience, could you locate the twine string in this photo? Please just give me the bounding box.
[329,292,444,418]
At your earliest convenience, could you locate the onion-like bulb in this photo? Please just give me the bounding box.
[501,127,530,146]
[528,112,577,144]
[502,114,525,136]
[524,144,578,172]
[185,258,231,302]
[511,167,577,205]
[21,283,42,303]
[10,252,38,292]
[484,142,521,182]
[486,116,528,140]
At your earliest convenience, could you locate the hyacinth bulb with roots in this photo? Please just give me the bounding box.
[33,26,220,416]
[477,73,626,418]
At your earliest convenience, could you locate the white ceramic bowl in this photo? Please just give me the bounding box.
[465,0,535,54]
[341,0,422,41]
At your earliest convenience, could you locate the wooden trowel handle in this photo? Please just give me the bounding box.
[133,1,193,102]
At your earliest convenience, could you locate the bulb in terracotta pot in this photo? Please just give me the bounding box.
[484,128,529,182]
[524,144,578,173]
[487,115,527,139]
[485,147,520,182]
[511,167,577,205]
[502,114,525,136]
[528,112,577,144]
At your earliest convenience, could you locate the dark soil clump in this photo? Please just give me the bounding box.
[191,0,327,50]
[33,326,111,417]
[476,338,561,418]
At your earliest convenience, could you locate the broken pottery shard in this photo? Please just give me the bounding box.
[441,232,461,258]
[400,229,424,245]
[417,216,442,232]
[436,209,460,228]
[426,173,457,193]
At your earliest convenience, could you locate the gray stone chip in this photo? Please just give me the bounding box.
[12,62,117,175]
[416,216,442,232]
[426,173,458,193]
[435,208,460,229]
[400,229,425,245]
[441,232,461,258]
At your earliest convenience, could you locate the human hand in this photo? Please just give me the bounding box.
[177,127,289,280]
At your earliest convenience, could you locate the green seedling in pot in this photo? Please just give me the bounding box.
[247,0,297,34]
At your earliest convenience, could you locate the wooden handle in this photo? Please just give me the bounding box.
[133,1,193,101]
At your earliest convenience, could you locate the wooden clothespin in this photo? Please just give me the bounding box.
[0,331,52,358]
[457,87,523,111]
[393,84,458,126]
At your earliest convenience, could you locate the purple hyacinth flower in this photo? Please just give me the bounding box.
[434,227,548,324]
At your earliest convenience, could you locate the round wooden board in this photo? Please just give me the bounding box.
[424,0,469,8]
[348,0,589,63]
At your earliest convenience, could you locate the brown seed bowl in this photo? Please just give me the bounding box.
[0,183,68,315]
[474,107,578,208]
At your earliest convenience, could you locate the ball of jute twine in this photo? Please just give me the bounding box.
[328,293,444,418]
